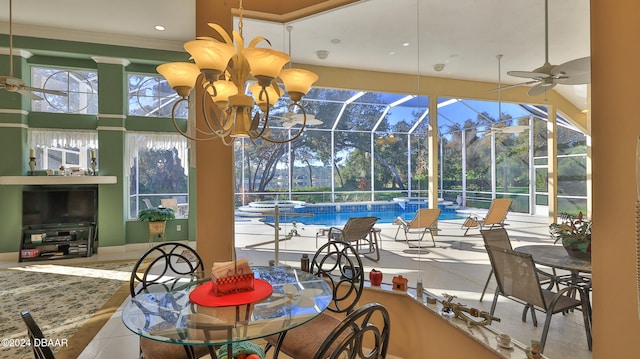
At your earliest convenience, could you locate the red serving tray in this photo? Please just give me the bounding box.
[189,279,273,307]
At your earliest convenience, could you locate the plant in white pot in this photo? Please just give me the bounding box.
[138,207,175,242]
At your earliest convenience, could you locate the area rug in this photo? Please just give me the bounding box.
[0,259,137,359]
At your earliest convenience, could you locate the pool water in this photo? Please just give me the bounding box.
[267,209,465,227]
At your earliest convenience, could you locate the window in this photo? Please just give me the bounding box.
[28,129,98,174]
[31,67,98,114]
[128,73,188,118]
[126,132,189,219]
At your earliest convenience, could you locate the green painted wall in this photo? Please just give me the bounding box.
[0,35,195,256]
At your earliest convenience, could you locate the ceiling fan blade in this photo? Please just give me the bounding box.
[487,80,539,93]
[23,86,68,97]
[283,120,297,129]
[17,89,43,100]
[507,70,549,79]
[560,72,590,85]
[552,56,590,85]
[306,117,323,126]
[4,76,25,86]
[553,56,590,75]
[528,82,557,96]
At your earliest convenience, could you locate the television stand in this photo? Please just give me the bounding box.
[20,223,96,262]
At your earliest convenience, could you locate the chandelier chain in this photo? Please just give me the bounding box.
[238,0,244,37]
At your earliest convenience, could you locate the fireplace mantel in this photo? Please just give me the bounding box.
[0,176,117,185]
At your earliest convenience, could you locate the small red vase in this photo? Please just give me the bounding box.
[369,269,383,286]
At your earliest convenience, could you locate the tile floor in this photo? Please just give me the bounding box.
[2,211,592,359]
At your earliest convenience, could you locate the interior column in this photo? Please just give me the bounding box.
[194,0,235,267]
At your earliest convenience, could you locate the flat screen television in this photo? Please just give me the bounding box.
[22,186,98,227]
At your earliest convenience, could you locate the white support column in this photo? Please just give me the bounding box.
[428,96,439,209]
[547,105,558,225]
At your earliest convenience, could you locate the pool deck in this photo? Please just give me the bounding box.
[234,211,592,359]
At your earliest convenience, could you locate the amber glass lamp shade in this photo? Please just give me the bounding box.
[208,80,238,107]
[156,62,201,98]
[241,48,291,84]
[249,83,281,109]
[184,39,236,76]
[279,68,319,101]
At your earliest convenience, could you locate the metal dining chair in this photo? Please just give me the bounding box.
[20,310,55,359]
[265,240,365,358]
[129,242,210,359]
[313,302,391,359]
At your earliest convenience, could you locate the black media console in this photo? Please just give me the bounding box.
[20,222,97,262]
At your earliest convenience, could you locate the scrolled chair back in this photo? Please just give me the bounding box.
[129,242,204,297]
[310,240,364,314]
[313,302,391,359]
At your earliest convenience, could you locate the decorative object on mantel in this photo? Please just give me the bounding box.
[90,149,97,175]
[137,206,175,243]
[392,275,407,291]
[441,293,501,327]
[549,212,592,261]
[28,148,36,176]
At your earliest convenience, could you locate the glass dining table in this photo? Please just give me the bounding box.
[122,266,333,359]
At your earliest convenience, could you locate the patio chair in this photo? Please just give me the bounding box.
[393,208,441,247]
[20,310,55,359]
[485,245,592,353]
[265,240,365,359]
[461,198,512,235]
[480,228,560,303]
[326,216,380,261]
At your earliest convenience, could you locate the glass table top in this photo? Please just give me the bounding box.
[122,266,333,346]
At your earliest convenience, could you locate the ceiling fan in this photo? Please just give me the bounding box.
[273,112,323,130]
[497,0,590,96]
[0,0,67,100]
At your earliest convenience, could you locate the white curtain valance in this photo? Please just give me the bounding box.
[28,129,98,149]
[125,132,188,175]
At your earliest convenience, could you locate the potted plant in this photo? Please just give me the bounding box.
[138,207,175,242]
[549,212,592,261]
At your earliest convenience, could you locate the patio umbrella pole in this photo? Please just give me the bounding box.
[274,205,280,264]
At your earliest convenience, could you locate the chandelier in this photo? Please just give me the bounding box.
[156,1,318,145]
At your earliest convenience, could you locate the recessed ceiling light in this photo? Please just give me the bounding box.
[402,42,410,47]
[155,25,165,31]
[389,51,395,55]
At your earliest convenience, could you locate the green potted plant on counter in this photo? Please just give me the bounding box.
[138,207,175,242]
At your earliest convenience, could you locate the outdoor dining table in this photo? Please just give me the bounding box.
[514,244,592,274]
[121,266,333,359]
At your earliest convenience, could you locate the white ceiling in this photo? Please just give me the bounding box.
[0,0,590,109]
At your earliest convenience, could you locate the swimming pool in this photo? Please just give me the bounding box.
[262,207,465,226]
